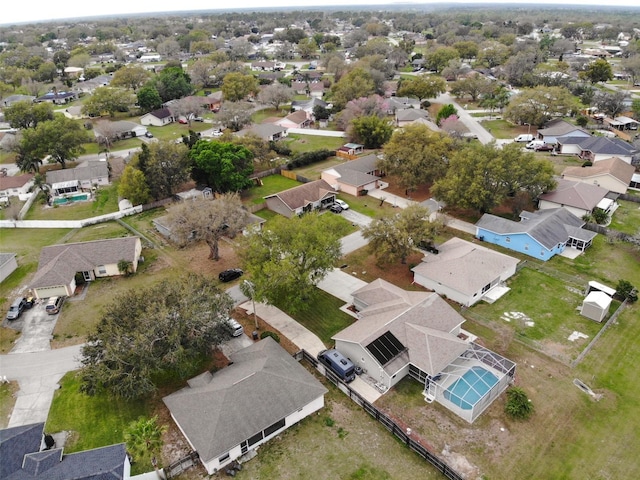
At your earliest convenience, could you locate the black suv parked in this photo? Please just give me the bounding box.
[219,269,243,283]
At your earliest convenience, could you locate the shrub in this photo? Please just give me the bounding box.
[581,161,593,167]
[269,141,292,156]
[616,279,638,302]
[285,149,334,169]
[505,386,534,419]
[260,331,280,343]
[576,115,588,127]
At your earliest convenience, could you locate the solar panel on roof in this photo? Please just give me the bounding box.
[366,331,405,366]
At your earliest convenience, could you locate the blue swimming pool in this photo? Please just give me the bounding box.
[444,366,498,410]
[53,193,89,205]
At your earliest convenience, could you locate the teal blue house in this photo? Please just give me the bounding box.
[475,208,597,261]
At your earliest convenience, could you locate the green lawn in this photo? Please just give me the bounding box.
[241,174,301,205]
[290,156,346,180]
[81,138,143,155]
[480,119,536,139]
[275,289,354,346]
[0,381,19,428]
[609,200,640,235]
[47,373,151,454]
[24,185,119,220]
[252,107,286,124]
[469,267,605,361]
[284,134,345,154]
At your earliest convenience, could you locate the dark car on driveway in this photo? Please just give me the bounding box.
[534,143,554,152]
[329,204,343,214]
[219,268,243,283]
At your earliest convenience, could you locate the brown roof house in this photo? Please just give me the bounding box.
[412,237,519,307]
[140,107,175,127]
[333,279,515,423]
[30,237,142,299]
[274,110,311,129]
[0,173,34,203]
[163,337,327,475]
[538,178,611,218]
[562,157,635,195]
[264,179,337,217]
[321,154,384,197]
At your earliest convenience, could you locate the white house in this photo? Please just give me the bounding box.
[46,161,110,196]
[163,338,327,474]
[140,108,174,127]
[0,173,34,202]
[411,237,519,307]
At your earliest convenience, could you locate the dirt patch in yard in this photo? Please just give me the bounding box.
[343,249,427,291]
[382,175,432,202]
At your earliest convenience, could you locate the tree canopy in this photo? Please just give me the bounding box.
[349,114,393,149]
[504,86,577,127]
[4,100,53,129]
[131,141,191,200]
[378,124,453,193]
[189,140,254,193]
[330,67,376,110]
[19,116,89,168]
[239,212,343,314]
[80,274,234,399]
[397,75,446,102]
[362,205,443,265]
[81,86,135,117]
[165,194,249,261]
[221,72,260,102]
[431,142,556,214]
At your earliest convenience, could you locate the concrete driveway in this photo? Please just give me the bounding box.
[340,209,372,228]
[317,269,368,304]
[0,344,83,427]
[6,301,59,354]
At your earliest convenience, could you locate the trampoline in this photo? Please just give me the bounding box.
[444,366,498,410]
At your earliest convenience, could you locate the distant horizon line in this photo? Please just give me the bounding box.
[3,2,639,28]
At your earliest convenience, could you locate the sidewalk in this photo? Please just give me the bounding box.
[239,301,326,357]
[366,188,417,209]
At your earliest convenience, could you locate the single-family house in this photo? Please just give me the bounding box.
[291,97,328,115]
[308,82,325,99]
[537,119,590,145]
[604,115,639,132]
[538,178,610,218]
[0,253,18,283]
[163,338,327,475]
[0,173,34,202]
[556,134,593,155]
[139,53,161,62]
[395,108,436,128]
[475,208,597,261]
[291,81,309,95]
[206,91,223,112]
[264,179,336,217]
[333,279,515,423]
[140,108,175,126]
[561,157,635,194]
[30,237,142,299]
[0,423,130,480]
[248,123,288,141]
[35,91,78,104]
[46,161,110,196]
[94,120,147,140]
[274,110,311,129]
[575,137,638,164]
[75,74,113,94]
[386,96,420,114]
[321,154,384,196]
[63,66,84,78]
[630,172,640,191]
[411,237,519,307]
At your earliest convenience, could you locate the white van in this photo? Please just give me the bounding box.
[526,140,545,149]
[227,318,244,337]
[514,134,534,143]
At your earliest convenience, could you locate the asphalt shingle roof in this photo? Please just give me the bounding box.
[264,179,335,211]
[163,338,327,463]
[538,178,608,211]
[476,208,596,250]
[46,161,108,185]
[562,157,635,185]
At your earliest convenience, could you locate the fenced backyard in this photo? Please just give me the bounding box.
[297,350,465,480]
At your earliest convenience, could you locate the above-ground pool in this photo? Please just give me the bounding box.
[444,366,498,410]
[53,193,89,205]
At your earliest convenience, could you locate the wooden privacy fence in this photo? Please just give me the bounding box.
[298,350,465,480]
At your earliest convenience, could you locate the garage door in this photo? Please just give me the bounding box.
[34,285,68,300]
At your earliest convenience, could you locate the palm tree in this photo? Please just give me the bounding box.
[124,416,167,463]
[31,173,51,203]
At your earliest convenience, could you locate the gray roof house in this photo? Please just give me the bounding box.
[411,237,519,307]
[475,208,597,261]
[333,279,515,423]
[538,178,610,218]
[395,108,436,129]
[574,137,638,164]
[537,119,590,144]
[264,179,337,218]
[1,94,36,107]
[247,123,288,141]
[30,237,142,299]
[321,154,384,196]
[0,423,130,480]
[46,161,109,196]
[163,338,327,474]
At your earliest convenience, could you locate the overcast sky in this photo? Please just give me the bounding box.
[3,1,637,26]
